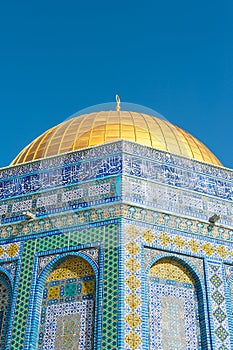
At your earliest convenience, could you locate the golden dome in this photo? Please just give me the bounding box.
[11,110,221,166]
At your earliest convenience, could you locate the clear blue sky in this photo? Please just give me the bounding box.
[0,0,232,168]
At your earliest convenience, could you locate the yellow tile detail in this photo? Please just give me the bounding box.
[173,236,186,249]
[149,259,194,284]
[126,258,141,273]
[82,280,95,294]
[126,275,141,291]
[6,243,19,257]
[48,286,60,300]
[158,232,171,246]
[125,312,142,328]
[216,245,229,259]
[46,257,94,282]
[0,247,4,257]
[125,331,142,350]
[125,293,141,310]
[125,242,140,256]
[202,242,215,256]
[142,229,155,243]
[188,239,200,253]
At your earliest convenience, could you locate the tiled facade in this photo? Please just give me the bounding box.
[0,140,233,349]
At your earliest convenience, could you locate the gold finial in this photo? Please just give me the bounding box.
[116,94,121,111]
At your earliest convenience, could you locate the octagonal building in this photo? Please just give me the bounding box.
[0,103,232,350]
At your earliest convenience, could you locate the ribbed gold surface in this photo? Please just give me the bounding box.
[11,111,222,166]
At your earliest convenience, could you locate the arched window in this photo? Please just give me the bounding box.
[37,256,96,350]
[0,273,12,349]
[148,258,203,349]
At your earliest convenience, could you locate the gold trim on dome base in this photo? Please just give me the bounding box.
[11,111,221,166]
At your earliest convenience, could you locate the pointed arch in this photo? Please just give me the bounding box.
[147,255,208,349]
[29,252,99,350]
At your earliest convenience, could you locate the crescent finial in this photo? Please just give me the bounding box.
[116,94,121,111]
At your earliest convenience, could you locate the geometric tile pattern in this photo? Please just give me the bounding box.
[206,262,231,349]
[148,259,202,349]
[38,256,95,349]
[124,225,142,350]
[39,300,94,350]
[140,228,233,263]
[144,248,205,281]
[1,140,233,350]
[4,219,233,349]
[148,259,195,282]
[46,256,94,281]
[123,223,208,350]
[10,223,119,350]
[54,313,81,349]
[0,242,20,259]
[37,248,99,279]
[149,277,201,349]
[0,281,10,349]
